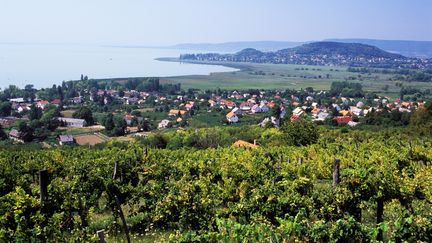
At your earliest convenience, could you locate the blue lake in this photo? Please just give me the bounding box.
[0,43,236,89]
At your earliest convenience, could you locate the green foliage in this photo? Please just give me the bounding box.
[0,129,431,241]
[330,81,364,97]
[72,106,94,125]
[0,125,6,140]
[0,101,12,117]
[281,119,319,146]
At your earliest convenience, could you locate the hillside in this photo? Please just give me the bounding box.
[180,41,431,69]
[282,41,405,59]
[326,38,432,58]
[172,39,432,58]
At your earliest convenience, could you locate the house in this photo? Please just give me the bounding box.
[290,112,305,122]
[347,121,359,127]
[240,102,252,111]
[267,101,276,108]
[260,116,279,128]
[58,117,87,127]
[259,103,270,112]
[221,100,236,109]
[71,97,82,104]
[124,115,136,126]
[51,99,61,107]
[232,140,259,149]
[37,100,49,109]
[125,97,139,105]
[58,135,75,145]
[185,102,194,110]
[17,105,31,113]
[314,112,330,122]
[232,107,242,115]
[169,109,187,116]
[9,98,25,103]
[97,90,106,96]
[208,100,217,107]
[350,106,363,116]
[311,107,321,116]
[292,107,304,116]
[335,116,352,126]
[339,110,351,116]
[158,119,171,129]
[9,129,26,143]
[251,104,262,113]
[226,112,239,123]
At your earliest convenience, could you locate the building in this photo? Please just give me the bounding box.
[158,119,171,129]
[37,100,50,109]
[58,135,75,145]
[335,116,353,126]
[58,117,87,127]
[9,129,26,143]
[169,109,187,116]
[226,112,239,123]
[51,99,62,107]
[232,140,259,149]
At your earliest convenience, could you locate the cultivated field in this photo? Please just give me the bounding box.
[160,58,432,97]
[74,133,108,145]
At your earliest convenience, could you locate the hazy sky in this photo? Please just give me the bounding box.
[1,0,431,45]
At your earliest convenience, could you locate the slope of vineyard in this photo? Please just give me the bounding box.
[0,130,431,242]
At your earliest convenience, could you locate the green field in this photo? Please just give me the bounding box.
[159,58,432,96]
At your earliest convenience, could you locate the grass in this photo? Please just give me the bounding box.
[188,110,225,128]
[159,58,432,97]
[57,126,105,135]
[61,110,76,118]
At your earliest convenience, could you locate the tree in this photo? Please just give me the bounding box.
[271,104,282,119]
[280,118,319,146]
[28,104,43,121]
[104,113,115,131]
[0,125,7,140]
[40,107,61,131]
[0,102,12,117]
[73,107,94,125]
[113,116,127,136]
[16,121,33,142]
[138,119,151,131]
[410,102,432,128]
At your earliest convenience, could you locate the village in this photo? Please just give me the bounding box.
[0,81,425,147]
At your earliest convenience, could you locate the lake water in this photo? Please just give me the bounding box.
[0,43,236,89]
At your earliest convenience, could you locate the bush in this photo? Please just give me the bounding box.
[281,119,319,146]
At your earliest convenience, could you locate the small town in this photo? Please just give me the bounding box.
[1,1,432,241]
[0,80,424,147]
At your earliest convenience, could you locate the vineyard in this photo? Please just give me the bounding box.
[0,130,431,242]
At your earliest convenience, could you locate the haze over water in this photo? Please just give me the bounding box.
[0,43,236,89]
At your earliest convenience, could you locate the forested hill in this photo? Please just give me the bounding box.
[283,42,404,59]
[180,42,431,69]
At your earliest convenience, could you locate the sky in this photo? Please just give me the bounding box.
[0,0,431,45]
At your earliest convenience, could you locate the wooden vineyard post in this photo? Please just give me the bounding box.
[96,230,106,243]
[77,192,88,227]
[332,159,340,188]
[376,198,384,241]
[108,185,131,243]
[298,157,303,165]
[39,169,49,204]
[109,161,131,243]
[113,161,118,180]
